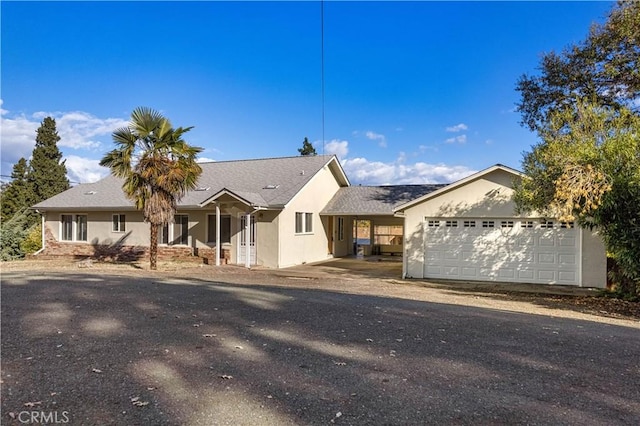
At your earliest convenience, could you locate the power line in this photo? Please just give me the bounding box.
[321,0,326,155]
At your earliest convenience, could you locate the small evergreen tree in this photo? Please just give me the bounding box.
[1,158,33,222]
[28,117,70,204]
[298,137,317,156]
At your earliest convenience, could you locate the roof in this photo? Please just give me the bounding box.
[321,184,446,216]
[393,164,524,212]
[33,155,349,211]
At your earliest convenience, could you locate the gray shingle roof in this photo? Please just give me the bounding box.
[33,155,346,210]
[321,184,446,216]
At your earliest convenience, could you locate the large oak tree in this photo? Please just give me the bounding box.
[514,1,640,298]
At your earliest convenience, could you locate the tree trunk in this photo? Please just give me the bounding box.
[149,222,158,270]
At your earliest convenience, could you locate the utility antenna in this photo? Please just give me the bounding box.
[321,0,326,155]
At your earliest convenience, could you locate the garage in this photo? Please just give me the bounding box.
[394,164,607,288]
[422,218,580,285]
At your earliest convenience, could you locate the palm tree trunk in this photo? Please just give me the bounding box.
[149,222,158,270]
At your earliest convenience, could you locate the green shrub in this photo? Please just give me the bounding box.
[21,223,42,254]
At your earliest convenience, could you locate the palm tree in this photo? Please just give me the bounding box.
[100,107,203,270]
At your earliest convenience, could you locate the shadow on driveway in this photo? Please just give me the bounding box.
[2,271,639,425]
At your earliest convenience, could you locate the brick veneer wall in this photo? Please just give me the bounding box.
[38,225,230,263]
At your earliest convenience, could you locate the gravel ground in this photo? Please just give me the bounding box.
[1,259,639,425]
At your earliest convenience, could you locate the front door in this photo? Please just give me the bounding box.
[238,215,256,265]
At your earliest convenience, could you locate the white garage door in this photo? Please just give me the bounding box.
[423,218,580,285]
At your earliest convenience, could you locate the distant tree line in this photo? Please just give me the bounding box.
[0,117,70,260]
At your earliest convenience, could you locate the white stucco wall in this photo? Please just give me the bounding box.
[399,168,607,288]
[277,164,342,268]
[45,210,150,246]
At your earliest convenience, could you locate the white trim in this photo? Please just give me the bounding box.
[216,204,221,266]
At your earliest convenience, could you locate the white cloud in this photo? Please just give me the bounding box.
[197,157,217,163]
[445,134,467,144]
[342,154,476,185]
[35,110,128,150]
[446,123,468,132]
[323,139,349,159]
[365,130,387,148]
[0,101,128,179]
[64,155,109,184]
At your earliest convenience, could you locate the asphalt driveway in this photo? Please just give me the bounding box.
[1,270,639,425]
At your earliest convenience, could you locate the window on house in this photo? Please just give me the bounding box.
[337,217,345,241]
[295,212,313,234]
[445,220,458,228]
[160,224,169,245]
[482,220,495,228]
[521,221,534,228]
[427,220,440,227]
[207,215,231,243]
[61,215,73,241]
[560,221,575,229]
[305,213,313,233]
[76,215,87,241]
[172,214,189,245]
[373,225,403,245]
[61,214,87,242]
[463,220,476,228]
[112,214,126,232]
[501,221,514,228]
[540,221,554,229]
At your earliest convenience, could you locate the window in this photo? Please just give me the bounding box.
[160,224,169,245]
[482,221,495,228]
[76,215,87,241]
[61,215,73,241]
[305,213,313,233]
[112,214,126,232]
[445,220,458,228]
[374,225,403,245]
[540,221,554,229]
[560,221,575,229]
[173,214,189,245]
[337,217,345,241]
[60,214,87,242]
[463,220,476,228]
[427,220,440,227]
[207,214,231,243]
[295,212,313,234]
[501,221,514,228]
[521,221,534,228]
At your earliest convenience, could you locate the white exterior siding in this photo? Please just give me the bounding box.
[400,168,606,288]
[278,164,342,268]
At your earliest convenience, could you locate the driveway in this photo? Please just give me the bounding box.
[1,266,639,425]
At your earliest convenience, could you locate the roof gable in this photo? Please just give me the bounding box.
[393,164,524,212]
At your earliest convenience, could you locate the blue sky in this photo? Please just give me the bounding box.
[1,1,614,186]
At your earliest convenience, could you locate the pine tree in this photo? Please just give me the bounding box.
[28,117,70,204]
[0,158,33,223]
[298,137,317,156]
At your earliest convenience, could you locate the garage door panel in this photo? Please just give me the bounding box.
[559,254,577,266]
[423,218,580,285]
[538,253,556,264]
[559,271,577,282]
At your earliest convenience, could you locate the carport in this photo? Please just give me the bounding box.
[320,184,444,259]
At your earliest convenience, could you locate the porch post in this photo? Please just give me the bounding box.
[245,213,251,268]
[215,203,221,266]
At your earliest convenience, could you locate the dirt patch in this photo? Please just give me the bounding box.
[2,258,638,323]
